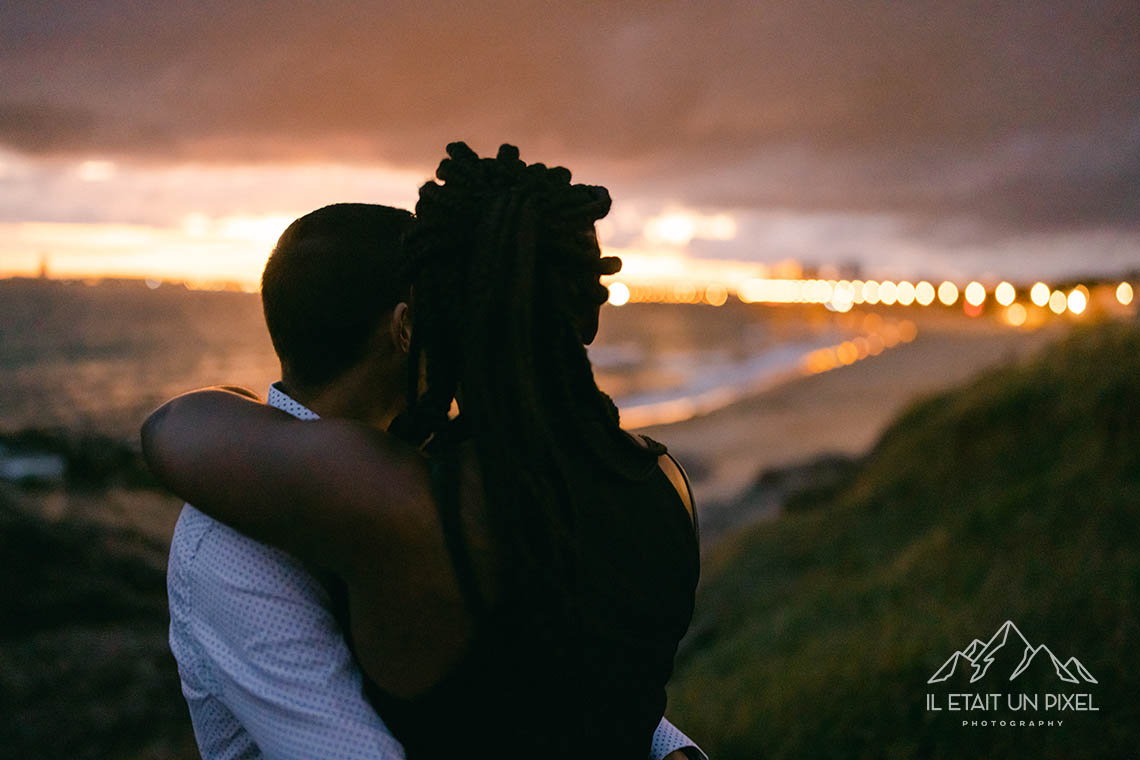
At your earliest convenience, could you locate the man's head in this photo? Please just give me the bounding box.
[261,203,414,415]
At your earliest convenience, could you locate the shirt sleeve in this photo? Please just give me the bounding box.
[179,508,405,760]
[650,717,707,760]
[169,511,262,760]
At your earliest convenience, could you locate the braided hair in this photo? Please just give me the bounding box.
[391,142,660,596]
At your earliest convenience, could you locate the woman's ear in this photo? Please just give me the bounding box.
[390,301,412,352]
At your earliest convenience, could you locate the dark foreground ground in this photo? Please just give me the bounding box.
[0,475,195,759]
[2,321,1136,758]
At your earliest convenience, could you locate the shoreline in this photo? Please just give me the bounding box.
[641,315,1066,509]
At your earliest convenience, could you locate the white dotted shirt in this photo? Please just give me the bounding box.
[168,383,705,759]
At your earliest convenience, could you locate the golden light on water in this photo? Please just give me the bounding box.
[800,318,917,375]
[1118,282,1135,306]
[938,281,959,306]
[1005,303,1028,326]
[995,281,1016,306]
[1067,288,1088,315]
[964,281,986,306]
[1048,289,1068,314]
[1030,282,1051,307]
[607,281,631,306]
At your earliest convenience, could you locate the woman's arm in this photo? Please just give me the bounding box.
[141,388,429,577]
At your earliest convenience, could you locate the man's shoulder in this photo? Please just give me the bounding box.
[172,503,289,562]
[170,504,324,600]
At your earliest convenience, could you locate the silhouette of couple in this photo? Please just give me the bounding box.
[144,143,704,759]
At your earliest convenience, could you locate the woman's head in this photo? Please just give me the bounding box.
[414,142,619,337]
[393,142,656,586]
[395,142,624,445]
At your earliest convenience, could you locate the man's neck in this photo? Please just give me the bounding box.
[278,375,401,430]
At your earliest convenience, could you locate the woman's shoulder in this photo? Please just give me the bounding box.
[622,430,695,528]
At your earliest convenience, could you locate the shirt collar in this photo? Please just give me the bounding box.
[267,382,321,421]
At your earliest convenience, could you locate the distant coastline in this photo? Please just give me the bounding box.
[0,277,852,437]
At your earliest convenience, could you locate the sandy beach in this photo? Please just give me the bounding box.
[642,313,1066,509]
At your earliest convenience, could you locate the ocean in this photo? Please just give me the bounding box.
[0,277,850,438]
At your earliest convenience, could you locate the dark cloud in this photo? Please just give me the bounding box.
[2,0,1138,232]
[0,102,96,153]
[618,117,1140,234]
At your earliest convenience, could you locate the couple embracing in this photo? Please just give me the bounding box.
[143,143,705,759]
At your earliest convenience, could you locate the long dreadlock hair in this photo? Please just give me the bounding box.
[390,142,661,597]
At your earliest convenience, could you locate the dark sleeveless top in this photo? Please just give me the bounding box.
[333,435,700,759]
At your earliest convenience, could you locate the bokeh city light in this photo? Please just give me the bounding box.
[964,282,986,307]
[597,268,1135,331]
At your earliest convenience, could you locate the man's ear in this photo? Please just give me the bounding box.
[390,301,412,353]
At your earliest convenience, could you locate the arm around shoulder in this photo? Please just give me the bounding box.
[142,388,427,578]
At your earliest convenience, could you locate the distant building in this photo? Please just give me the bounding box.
[837,260,863,280]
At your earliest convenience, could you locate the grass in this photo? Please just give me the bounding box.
[667,321,1140,759]
[0,490,196,760]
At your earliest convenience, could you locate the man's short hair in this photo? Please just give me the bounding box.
[261,203,414,388]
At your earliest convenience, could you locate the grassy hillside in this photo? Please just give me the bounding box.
[668,321,1140,759]
[0,488,195,760]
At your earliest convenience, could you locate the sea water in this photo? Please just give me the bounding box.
[0,278,850,438]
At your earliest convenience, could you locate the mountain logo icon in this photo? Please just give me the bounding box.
[928,620,1097,685]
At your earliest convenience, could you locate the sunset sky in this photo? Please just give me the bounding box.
[2,1,1137,287]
